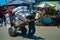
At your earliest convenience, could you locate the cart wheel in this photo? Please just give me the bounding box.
[21,27,27,35]
[8,27,16,37]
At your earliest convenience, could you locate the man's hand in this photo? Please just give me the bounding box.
[28,19,35,22]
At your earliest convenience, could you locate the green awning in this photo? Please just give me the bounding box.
[46,1,58,7]
[40,1,59,7]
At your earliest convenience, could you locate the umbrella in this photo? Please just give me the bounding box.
[48,4,55,7]
[45,1,58,7]
[37,3,50,8]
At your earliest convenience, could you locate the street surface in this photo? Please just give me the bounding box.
[0,26,60,40]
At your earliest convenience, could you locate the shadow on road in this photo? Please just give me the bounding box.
[15,32,45,40]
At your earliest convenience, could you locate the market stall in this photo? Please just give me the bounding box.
[36,2,58,26]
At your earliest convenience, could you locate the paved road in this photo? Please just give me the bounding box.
[0,26,60,40]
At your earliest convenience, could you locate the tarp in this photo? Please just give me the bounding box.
[4,0,29,9]
[12,6,30,17]
[41,18,52,24]
[4,0,29,6]
[4,0,24,5]
[4,2,29,6]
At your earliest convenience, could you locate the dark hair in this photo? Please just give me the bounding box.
[32,12,36,17]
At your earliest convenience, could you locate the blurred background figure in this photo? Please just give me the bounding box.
[0,8,4,27]
[56,9,60,28]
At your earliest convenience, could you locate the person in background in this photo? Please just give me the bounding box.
[0,8,4,27]
[42,8,45,16]
[6,8,16,28]
[7,8,13,23]
[35,10,42,25]
[1,6,7,26]
[56,9,60,28]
